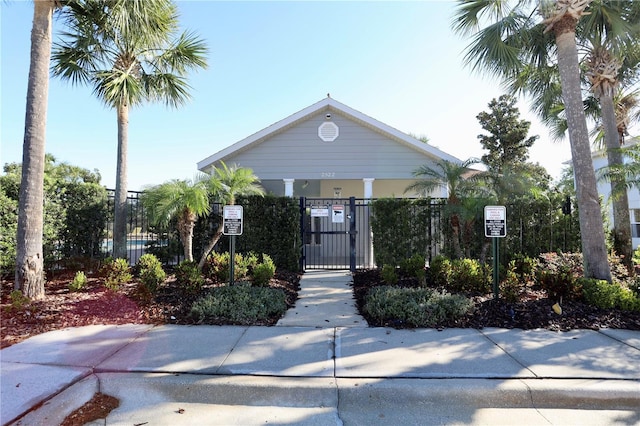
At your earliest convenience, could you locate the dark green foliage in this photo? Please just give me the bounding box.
[1,156,108,275]
[137,253,166,294]
[69,271,88,292]
[190,286,287,324]
[476,95,538,173]
[234,195,301,271]
[101,257,132,290]
[175,260,204,292]
[428,255,452,288]
[252,254,276,287]
[363,286,473,327]
[0,190,18,277]
[381,264,398,285]
[448,258,491,294]
[399,254,426,283]
[580,278,640,312]
[204,251,230,282]
[500,261,524,303]
[370,198,440,267]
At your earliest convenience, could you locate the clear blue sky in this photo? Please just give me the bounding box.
[1,0,573,191]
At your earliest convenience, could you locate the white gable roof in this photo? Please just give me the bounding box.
[197,97,462,174]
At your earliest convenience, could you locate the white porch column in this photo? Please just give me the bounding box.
[283,179,295,197]
[363,178,375,200]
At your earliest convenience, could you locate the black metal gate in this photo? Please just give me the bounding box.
[299,197,374,271]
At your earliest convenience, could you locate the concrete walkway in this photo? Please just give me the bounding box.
[276,270,366,327]
[1,271,640,425]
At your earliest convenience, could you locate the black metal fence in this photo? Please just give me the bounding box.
[103,191,579,269]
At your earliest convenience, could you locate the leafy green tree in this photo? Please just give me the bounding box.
[141,177,211,262]
[3,155,108,277]
[197,162,265,270]
[52,0,208,260]
[453,0,612,281]
[476,95,539,174]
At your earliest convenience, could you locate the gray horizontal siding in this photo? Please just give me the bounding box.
[223,111,439,180]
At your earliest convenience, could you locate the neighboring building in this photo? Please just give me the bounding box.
[592,136,640,250]
[197,96,463,199]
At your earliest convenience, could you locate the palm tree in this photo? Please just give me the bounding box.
[15,0,61,299]
[405,158,483,259]
[197,162,265,270]
[141,177,210,262]
[454,0,612,281]
[52,0,208,260]
[505,1,640,271]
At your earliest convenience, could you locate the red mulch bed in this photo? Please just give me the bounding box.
[1,269,300,350]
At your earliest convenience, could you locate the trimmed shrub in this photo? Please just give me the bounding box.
[500,261,523,303]
[580,278,640,312]
[381,264,399,285]
[428,255,452,288]
[534,252,583,300]
[363,286,473,327]
[137,253,166,294]
[449,258,490,294]
[399,254,426,283]
[101,258,132,290]
[175,260,204,292]
[190,286,287,324]
[252,254,276,287]
[69,271,88,292]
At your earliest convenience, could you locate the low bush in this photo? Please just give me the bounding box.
[381,264,398,285]
[204,251,255,283]
[448,258,490,294]
[363,286,473,327]
[101,258,132,290]
[580,278,640,312]
[69,271,88,292]
[175,260,204,292]
[428,255,452,287]
[190,286,287,324]
[137,253,166,294]
[500,261,523,303]
[252,254,276,287]
[5,290,32,313]
[399,254,426,283]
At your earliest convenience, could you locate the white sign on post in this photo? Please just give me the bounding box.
[223,205,243,236]
[484,205,506,237]
[332,205,345,223]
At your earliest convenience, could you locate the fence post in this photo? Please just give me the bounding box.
[349,196,356,272]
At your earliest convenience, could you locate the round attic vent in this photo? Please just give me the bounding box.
[318,121,339,142]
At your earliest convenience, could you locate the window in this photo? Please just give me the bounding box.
[632,209,640,239]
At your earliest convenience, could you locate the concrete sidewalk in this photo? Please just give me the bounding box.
[1,271,640,425]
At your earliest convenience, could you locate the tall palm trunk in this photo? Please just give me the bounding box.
[587,48,634,272]
[601,95,633,271]
[15,0,55,300]
[113,102,129,259]
[553,16,612,281]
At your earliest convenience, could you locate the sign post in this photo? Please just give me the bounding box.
[484,206,506,299]
[223,205,243,285]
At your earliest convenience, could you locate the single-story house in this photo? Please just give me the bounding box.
[593,136,640,250]
[197,96,463,199]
